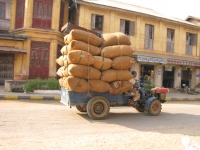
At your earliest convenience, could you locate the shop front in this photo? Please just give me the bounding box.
[131,52,200,90]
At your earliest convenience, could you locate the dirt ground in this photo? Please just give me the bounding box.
[0,100,200,150]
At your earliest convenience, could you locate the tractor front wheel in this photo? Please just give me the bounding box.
[148,100,162,116]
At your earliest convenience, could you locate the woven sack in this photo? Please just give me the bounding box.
[112,56,135,69]
[67,50,95,65]
[64,29,102,47]
[60,45,68,55]
[101,45,134,58]
[68,40,101,56]
[56,55,68,66]
[89,79,111,92]
[110,81,133,90]
[91,56,112,71]
[101,69,132,82]
[62,76,89,92]
[56,66,67,77]
[58,77,67,87]
[67,64,101,79]
[101,32,131,47]
[110,87,126,95]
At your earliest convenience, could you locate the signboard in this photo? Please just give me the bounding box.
[178,73,181,77]
[137,56,167,64]
[165,66,172,71]
[158,71,161,75]
[181,67,187,70]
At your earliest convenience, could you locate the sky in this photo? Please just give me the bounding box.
[115,0,200,20]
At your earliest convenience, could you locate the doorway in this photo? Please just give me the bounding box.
[163,66,175,88]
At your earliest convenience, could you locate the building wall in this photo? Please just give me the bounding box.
[7,0,68,80]
[76,4,200,89]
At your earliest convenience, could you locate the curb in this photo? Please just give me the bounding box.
[0,95,60,100]
[0,95,200,101]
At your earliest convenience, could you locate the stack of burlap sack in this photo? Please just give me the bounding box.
[56,29,135,95]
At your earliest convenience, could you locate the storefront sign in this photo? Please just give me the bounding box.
[137,56,167,64]
[165,66,172,71]
[181,67,187,70]
[158,71,161,75]
[167,59,200,67]
[178,73,181,77]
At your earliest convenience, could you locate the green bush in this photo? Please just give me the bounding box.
[144,79,155,89]
[23,78,60,92]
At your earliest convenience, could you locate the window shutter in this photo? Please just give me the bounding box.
[91,14,96,30]
[149,39,153,50]
[129,21,135,36]
[167,29,171,42]
[151,25,154,38]
[145,24,149,38]
[191,34,197,46]
[120,19,125,33]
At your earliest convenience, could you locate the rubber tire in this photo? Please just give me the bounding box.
[76,105,87,112]
[148,100,162,116]
[87,96,110,120]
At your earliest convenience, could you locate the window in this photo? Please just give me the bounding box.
[144,24,154,49]
[32,0,53,29]
[59,1,65,31]
[0,2,5,18]
[91,14,104,31]
[120,19,135,36]
[186,32,197,55]
[15,0,25,29]
[166,28,175,52]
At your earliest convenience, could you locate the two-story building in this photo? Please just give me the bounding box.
[68,0,200,90]
[1,0,200,91]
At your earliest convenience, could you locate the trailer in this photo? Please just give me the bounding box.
[60,87,168,120]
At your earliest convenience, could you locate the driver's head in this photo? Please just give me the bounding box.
[131,70,137,78]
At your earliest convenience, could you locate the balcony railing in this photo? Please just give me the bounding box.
[0,19,10,30]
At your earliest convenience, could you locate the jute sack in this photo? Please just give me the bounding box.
[68,40,101,56]
[62,76,89,92]
[101,69,133,82]
[92,56,112,71]
[67,50,95,65]
[89,79,111,92]
[109,81,133,95]
[101,32,131,47]
[58,77,67,87]
[112,56,135,70]
[101,45,134,58]
[56,55,68,66]
[110,81,133,90]
[60,45,68,55]
[56,66,67,77]
[110,87,126,95]
[67,64,101,79]
[64,29,102,47]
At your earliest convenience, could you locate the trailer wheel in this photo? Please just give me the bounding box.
[76,105,87,112]
[148,100,162,116]
[87,96,110,120]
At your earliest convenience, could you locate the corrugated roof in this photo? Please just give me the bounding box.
[76,0,200,28]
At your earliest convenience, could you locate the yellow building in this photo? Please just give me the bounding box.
[1,0,200,90]
[68,0,200,90]
[0,0,69,86]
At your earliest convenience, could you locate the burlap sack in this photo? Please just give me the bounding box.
[67,50,95,65]
[67,64,101,79]
[89,79,111,92]
[56,55,68,66]
[60,45,68,55]
[91,56,112,71]
[101,32,131,47]
[101,69,132,82]
[101,45,134,58]
[109,81,133,95]
[56,66,67,77]
[112,56,135,70]
[62,76,89,92]
[64,29,102,47]
[58,77,67,87]
[68,40,101,56]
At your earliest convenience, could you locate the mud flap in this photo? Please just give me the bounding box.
[144,97,157,113]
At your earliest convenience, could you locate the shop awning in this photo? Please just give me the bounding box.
[0,46,27,54]
[132,51,200,67]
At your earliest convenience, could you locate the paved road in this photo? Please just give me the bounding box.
[0,100,200,150]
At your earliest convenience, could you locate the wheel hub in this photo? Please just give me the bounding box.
[152,103,159,111]
[94,102,104,114]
